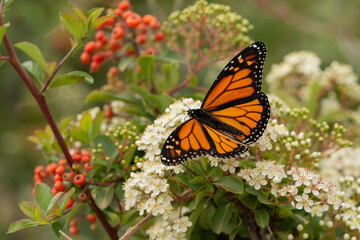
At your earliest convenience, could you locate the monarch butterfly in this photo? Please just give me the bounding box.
[161,41,270,166]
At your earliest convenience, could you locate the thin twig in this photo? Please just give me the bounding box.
[119,214,153,240]
[59,230,73,240]
[40,43,79,94]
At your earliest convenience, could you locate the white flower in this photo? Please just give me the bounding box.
[295,193,314,212]
[172,216,192,233]
[220,158,239,173]
[248,174,267,190]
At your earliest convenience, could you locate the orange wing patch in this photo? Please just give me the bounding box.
[210,98,266,142]
[203,125,239,155]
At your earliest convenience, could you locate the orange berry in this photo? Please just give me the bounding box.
[34,166,44,175]
[73,154,82,162]
[136,34,147,44]
[69,226,78,236]
[59,159,67,166]
[81,52,91,65]
[73,174,85,185]
[55,165,65,175]
[113,8,122,16]
[150,19,161,29]
[54,174,63,182]
[143,15,155,25]
[92,53,105,64]
[118,1,131,11]
[54,181,65,191]
[84,41,97,53]
[111,26,124,39]
[66,198,73,209]
[145,47,155,55]
[84,162,94,171]
[78,192,87,201]
[154,32,165,41]
[95,31,106,41]
[108,66,119,75]
[137,23,148,34]
[81,155,91,163]
[86,214,97,224]
[126,13,141,28]
[123,10,133,20]
[46,163,58,174]
[110,38,122,50]
[82,151,91,157]
[103,17,115,27]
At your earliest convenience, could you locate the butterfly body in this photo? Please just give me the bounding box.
[161,42,270,166]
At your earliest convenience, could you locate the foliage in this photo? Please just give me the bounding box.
[2,0,360,240]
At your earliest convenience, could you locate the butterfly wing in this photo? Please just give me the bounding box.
[161,119,248,166]
[201,42,267,111]
[210,92,270,145]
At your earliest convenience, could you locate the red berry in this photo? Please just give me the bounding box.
[145,47,155,55]
[126,48,135,56]
[90,61,100,72]
[55,165,65,175]
[52,187,59,195]
[150,20,161,29]
[34,178,43,185]
[92,53,105,64]
[136,34,147,44]
[118,1,131,11]
[154,32,165,41]
[69,226,78,236]
[143,15,155,25]
[69,218,78,226]
[84,162,94,171]
[95,31,106,41]
[103,17,115,27]
[113,8,122,16]
[111,26,124,39]
[106,50,115,58]
[81,155,91,163]
[108,66,119,75]
[137,23,148,34]
[73,154,82,162]
[46,163,58,174]
[66,198,73,209]
[123,10,133,19]
[81,52,91,65]
[126,13,141,28]
[86,214,96,224]
[34,166,44,175]
[59,159,67,166]
[63,173,71,181]
[84,41,97,53]
[54,174,63,182]
[110,38,122,50]
[54,181,65,191]
[73,174,85,185]
[82,151,91,157]
[78,192,87,201]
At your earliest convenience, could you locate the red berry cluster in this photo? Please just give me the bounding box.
[69,213,98,236]
[80,1,165,73]
[33,150,94,207]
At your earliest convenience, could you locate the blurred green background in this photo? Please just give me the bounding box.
[1,0,359,239]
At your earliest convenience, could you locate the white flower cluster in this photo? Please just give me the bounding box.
[124,171,173,216]
[266,51,321,98]
[146,213,192,240]
[319,147,360,182]
[253,119,288,151]
[238,160,341,216]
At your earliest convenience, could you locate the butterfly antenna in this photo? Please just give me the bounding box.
[164,112,185,128]
[181,99,191,110]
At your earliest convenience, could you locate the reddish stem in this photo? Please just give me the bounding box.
[0,11,118,240]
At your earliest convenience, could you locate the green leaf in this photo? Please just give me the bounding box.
[174,174,198,191]
[70,127,89,144]
[305,81,322,117]
[0,23,10,46]
[51,218,66,238]
[118,55,134,72]
[73,8,87,25]
[80,111,92,133]
[47,192,64,216]
[92,186,115,209]
[161,62,180,90]
[211,203,233,234]
[189,75,198,86]
[86,90,141,105]
[49,71,94,90]
[257,194,272,205]
[189,191,207,210]
[146,93,174,113]
[92,15,113,30]
[124,107,155,120]
[90,111,104,140]
[22,61,44,82]
[87,8,105,30]
[19,201,37,219]
[60,13,86,41]
[58,188,75,211]
[189,176,205,185]
[239,194,259,210]
[255,209,269,228]
[65,203,86,225]
[7,219,40,233]
[214,176,244,194]
[186,198,208,238]
[138,55,155,87]
[59,117,74,133]
[15,42,48,72]
[95,135,118,159]
[276,206,294,218]
[35,183,53,211]
[34,206,42,221]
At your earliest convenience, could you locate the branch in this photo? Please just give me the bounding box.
[0,11,119,240]
[40,43,79,94]
[119,214,153,240]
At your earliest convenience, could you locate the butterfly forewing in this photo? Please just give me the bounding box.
[201,42,267,111]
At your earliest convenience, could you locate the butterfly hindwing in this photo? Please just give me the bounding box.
[210,92,270,144]
[202,42,267,111]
